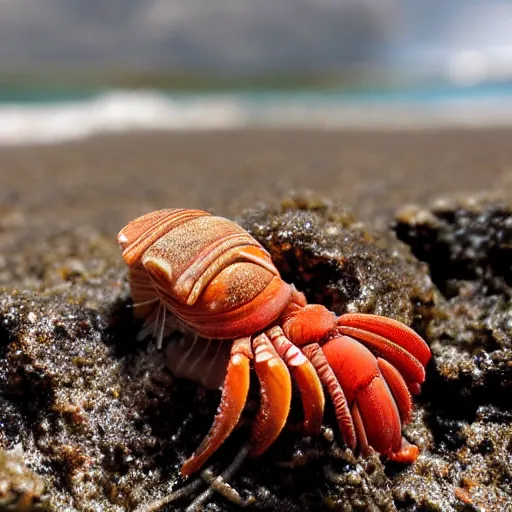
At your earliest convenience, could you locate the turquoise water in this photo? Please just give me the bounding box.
[1,81,512,105]
[0,87,101,104]
[1,81,511,145]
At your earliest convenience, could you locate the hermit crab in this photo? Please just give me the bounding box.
[118,208,430,477]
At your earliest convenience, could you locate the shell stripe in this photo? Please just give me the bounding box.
[158,276,293,339]
[173,233,274,306]
[122,209,208,265]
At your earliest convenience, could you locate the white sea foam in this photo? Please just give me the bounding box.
[0,91,249,146]
[1,89,512,146]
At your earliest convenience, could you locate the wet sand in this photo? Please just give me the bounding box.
[1,128,512,235]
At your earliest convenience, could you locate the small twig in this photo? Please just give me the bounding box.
[135,446,251,512]
[186,446,251,512]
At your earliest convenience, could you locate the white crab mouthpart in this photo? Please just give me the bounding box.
[166,337,231,390]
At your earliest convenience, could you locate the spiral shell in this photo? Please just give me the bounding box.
[118,209,293,339]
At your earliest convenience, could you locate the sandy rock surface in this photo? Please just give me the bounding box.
[0,129,511,511]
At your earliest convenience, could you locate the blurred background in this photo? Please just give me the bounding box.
[1,0,512,144]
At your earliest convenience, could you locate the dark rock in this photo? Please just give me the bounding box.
[0,194,510,511]
[240,196,435,332]
[394,195,512,512]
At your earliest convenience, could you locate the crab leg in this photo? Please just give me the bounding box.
[387,437,420,463]
[377,358,413,424]
[267,326,325,436]
[353,370,402,454]
[338,314,430,365]
[376,357,420,463]
[338,314,430,390]
[322,335,402,455]
[350,402,370,455]
[337,315,427,390]
[301,343,357,450]
[181,337,252,476]
[249,333,292,457]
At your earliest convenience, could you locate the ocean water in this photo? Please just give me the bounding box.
[1,82,512,146]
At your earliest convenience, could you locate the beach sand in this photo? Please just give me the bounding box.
[1,128,511,234]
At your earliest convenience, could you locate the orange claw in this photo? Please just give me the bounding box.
[181,337,252,476]
[290,358,325,436]
[249,333,292,457]
[267,326,325,436]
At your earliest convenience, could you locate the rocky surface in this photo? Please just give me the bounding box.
[394,196,512,512]
[1,130,511,511]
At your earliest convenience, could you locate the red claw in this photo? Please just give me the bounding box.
[319,313,430,460]
[322,335,403,456]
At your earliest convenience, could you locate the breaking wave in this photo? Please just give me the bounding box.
[1,86,512,145]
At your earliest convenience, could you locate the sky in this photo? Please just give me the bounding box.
[1,0,512,79]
